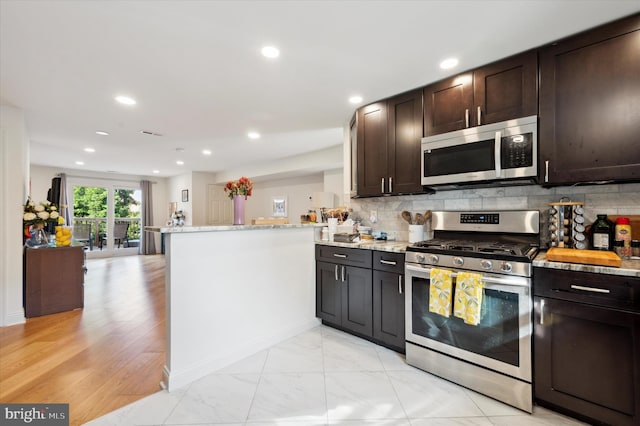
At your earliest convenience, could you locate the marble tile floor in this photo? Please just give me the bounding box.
[87,325,587,426]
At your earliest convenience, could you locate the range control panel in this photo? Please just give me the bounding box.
[460,213,499,224]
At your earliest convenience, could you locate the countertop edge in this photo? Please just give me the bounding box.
[533,251,640,277]
[145,223,320,233]
[315,240,409,253]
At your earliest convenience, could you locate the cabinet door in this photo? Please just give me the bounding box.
[473,50,537,126]
[316,261,341,327]
[534,297,640,426]
[357,101,388,196]
[341,265,373,337]
[373,270,405,351]
[387,90,424,194]
[423,72,473,136]
[539,14,640,185]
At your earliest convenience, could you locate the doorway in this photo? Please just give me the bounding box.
[71,182,141,258]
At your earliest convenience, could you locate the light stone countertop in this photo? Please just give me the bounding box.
[146,223,320,233]
[315,240,409,253]
[533,250,640,278]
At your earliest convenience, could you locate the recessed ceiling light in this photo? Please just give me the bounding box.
[261,46,280,58]
[202,149,212,155]
[96,131,109,136]
[349,96,363,104]
[84,148,95,153]
[440,58,459,70]
[115,95,137,105]
[248,132,261,140]
[176,160,184,165]
[153,170,160,174]
[75,161,84,166]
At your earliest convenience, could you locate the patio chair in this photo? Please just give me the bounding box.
[73,223,94,250]
[100,222,129,249]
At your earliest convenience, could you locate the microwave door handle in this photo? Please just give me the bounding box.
[494,131,502,178]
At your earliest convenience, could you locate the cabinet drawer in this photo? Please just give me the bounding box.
[315,245,372,268]
[534,267,640,313]
[372,251,405,274]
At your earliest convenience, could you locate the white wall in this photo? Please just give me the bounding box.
[0,105,29,326]
[168,173,192,226]
[245,174,324,223]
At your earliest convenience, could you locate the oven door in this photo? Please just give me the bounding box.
[405,263,532,382]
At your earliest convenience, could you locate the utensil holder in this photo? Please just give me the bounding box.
[408,224,424,243]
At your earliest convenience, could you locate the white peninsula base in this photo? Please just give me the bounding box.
[156,224,320,391]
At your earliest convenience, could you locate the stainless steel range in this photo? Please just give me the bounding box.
[405,210,539,413]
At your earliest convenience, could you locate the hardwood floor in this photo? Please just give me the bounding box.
[0,254,166,426]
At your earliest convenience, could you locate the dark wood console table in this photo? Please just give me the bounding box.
[23,246,85,317]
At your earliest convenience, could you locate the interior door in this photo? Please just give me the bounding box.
[208,184,232,225]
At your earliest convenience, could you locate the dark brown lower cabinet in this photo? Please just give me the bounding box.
[316,260,373,337]
[372,251,405,352]
[534,267,640,426]
[24,246,85,317]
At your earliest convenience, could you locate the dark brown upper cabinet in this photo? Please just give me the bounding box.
[539,13,640,186]
[424,50,538,136]
[356,89,424,197]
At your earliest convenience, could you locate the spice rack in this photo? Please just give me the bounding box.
[548,200,586,249]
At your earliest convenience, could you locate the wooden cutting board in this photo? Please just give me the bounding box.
[546,247,622,267]
[251,217,289,225]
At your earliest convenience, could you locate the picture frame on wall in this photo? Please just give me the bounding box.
[182,189,189,202]
[272,196,287,217]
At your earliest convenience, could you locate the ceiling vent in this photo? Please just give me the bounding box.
[139,130,163,136]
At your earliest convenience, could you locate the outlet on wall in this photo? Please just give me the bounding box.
[370,210,378,223]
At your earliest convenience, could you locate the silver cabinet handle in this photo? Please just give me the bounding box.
[333,253,347,258]
[570,284,610,294]
[389,177,393,193]
[465,109,469,128]
[398,276,403,294]
[381,177,385,193]
[335,265,339,281]
[380,259,397,266]
[545,160,549,183]
[341,265,346,282]
[494,131,502,178]
[540,299,545,325]
[477,106,481,125]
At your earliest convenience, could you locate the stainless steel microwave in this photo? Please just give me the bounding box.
[421,115,538,187]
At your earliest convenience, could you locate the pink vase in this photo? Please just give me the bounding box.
[233,194,245,225]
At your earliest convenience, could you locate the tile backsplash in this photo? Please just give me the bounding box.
[346,182,640,245]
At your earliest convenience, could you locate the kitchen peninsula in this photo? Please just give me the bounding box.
[147,223,320,391]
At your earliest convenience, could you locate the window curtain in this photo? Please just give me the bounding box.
[140,180,156,255]
[58,173,71,226]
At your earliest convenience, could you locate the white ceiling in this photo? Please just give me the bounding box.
[2,1,638,179]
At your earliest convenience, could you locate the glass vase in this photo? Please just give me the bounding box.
[233,194,245,225]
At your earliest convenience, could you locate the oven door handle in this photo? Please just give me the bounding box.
[405,264,530,288]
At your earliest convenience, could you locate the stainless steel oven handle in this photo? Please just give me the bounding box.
[405,264,530,287]
[494,131,502,178]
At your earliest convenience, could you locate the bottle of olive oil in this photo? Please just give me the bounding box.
[591,214,614,250]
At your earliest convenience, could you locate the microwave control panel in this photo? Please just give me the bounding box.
[501,133,533,168]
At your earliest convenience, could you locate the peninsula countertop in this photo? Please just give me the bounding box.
[146,223,319,233]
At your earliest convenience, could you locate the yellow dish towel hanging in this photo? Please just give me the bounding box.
[453,271,484,326]
[429,268,453,318]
